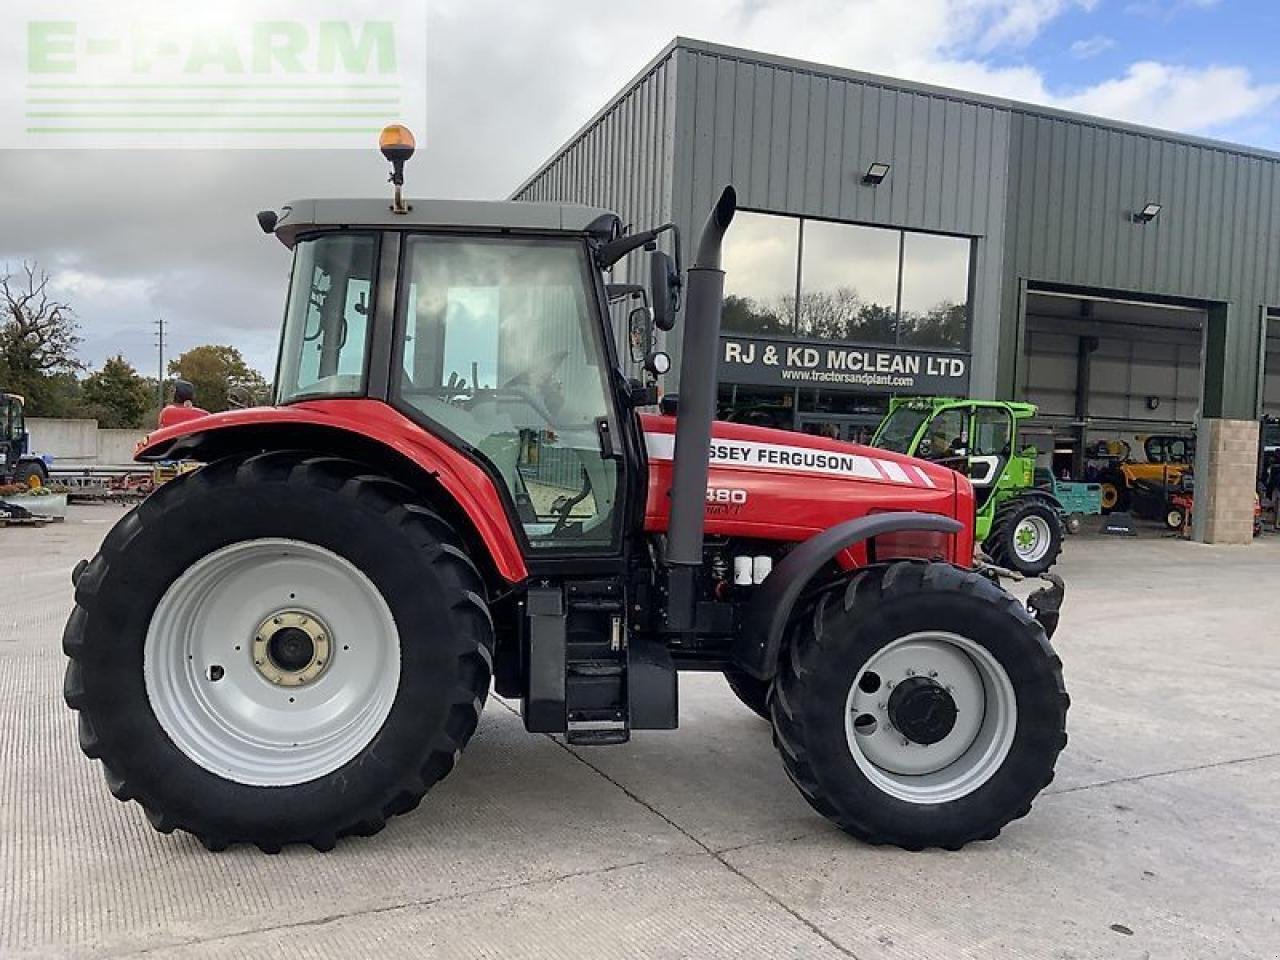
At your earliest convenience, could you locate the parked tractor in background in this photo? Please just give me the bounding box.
[871,398,1067,575]
[0,393,50,488]
[63,126,1068,855]
[1086,434,1194,514]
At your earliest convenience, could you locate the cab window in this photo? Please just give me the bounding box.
[276,234,377,402]
[971,407,1012,457]
[919,408,967,462]
[395,235,621,552]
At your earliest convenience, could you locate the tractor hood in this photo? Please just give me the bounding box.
[640,412,965,544]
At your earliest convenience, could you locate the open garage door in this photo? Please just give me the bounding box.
[1264,309,1280,419]
[1263,309,1280,489]
[1020,288,1205,522]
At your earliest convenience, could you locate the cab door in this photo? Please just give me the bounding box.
[914,405,971,472]
[967,406,1014,508]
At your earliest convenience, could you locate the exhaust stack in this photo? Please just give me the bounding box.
[665,186,736,632]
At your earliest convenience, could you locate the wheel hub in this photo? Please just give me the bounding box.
[1013,516,1051,562]
[844,632,1017,802]
[252,611,331,686]
[887,676,957,745]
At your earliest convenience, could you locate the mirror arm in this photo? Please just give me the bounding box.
[596,222,678,269]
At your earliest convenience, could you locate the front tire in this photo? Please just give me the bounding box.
[986,498,1064,575]
[14,460,45,489]
[63,452,494,852]
[771,562,1068,850]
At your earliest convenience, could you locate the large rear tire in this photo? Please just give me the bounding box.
[986,497,1064,575]
[63,451,494,852]
[771,562,1068,850]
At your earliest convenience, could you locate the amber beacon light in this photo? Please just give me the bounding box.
[380,124,417,214]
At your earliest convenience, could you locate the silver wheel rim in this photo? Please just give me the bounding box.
[1167,510,1183,528]
[844,632,1017,804]
[144,538,401,787]
[1012,515,1052,563]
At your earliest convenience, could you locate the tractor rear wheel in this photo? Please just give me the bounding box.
[986,498,1064,575]
[723,669,771,720]
[63,451,494,852]
[771,562,1068,850]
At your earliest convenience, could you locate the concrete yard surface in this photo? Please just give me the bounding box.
[2,505,1277,958]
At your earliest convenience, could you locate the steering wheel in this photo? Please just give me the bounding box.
[501,350,568,391]
[487,349,570,427]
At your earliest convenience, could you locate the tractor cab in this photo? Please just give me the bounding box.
[0,393,47,488]
[873,398,1038,508]
[872,397,1065,574]
[270,201,644,553]
[1,392,25,455]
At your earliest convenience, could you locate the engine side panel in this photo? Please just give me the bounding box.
[640,412,969,565]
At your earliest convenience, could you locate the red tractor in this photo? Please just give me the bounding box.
[64,128,1068,853]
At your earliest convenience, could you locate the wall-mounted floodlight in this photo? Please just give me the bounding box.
[863,162,891,185]
[1133,203,1161,224]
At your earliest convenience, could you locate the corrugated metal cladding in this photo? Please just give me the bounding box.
[1001,114,1280,419]
[512,49,679,367]
[516,38,1280,418]
[669,45,1010,394]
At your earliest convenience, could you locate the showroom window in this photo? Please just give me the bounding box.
[898,231,971,350]
[719,212,798,337]
[722,211,972,351]
[798,219,900,345]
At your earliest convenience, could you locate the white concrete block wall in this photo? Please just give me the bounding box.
[28,418,147,466]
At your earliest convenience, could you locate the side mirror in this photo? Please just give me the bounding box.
[628,306,654,364]
[649,250,680,331]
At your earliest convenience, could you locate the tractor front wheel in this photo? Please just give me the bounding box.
[63,451,494,852]
[986,498,1064,575]
[771,562,1068,850]
[14,460,45,489]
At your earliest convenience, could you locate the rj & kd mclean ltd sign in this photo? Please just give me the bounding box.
[719,335,970,394]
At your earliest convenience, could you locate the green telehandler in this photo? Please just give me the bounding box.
[871,397,1067,575]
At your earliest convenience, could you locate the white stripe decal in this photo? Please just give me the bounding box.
[880,461,909,483]
[644,432,928,485]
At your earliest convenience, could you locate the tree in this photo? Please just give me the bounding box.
[1,261,83,413]
[168,345,269,413]
[722,294,793,337]
[82,355,153,428]
[899,301,967,350]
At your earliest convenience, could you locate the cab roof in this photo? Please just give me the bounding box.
[271,198,621,248]
[888,396,1039,419]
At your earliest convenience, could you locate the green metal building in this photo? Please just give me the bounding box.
[515,38,1280,541]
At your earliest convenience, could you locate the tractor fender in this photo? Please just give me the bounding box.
[732,511,963,681]
[133,399,528,584]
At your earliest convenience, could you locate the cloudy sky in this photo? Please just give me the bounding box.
[1,0,1276,378]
